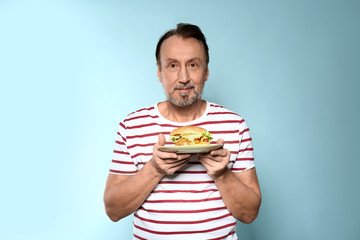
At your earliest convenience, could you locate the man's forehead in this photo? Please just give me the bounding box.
[160,36,205,59]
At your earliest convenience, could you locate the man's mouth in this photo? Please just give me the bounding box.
[174,84,195,92]
[176,87,192,93]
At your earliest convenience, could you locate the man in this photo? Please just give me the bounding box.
[104,23,261,239]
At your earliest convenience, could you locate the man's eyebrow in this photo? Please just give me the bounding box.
[165,58,178,63]
[165,57,202,63]
[187,58,202,62]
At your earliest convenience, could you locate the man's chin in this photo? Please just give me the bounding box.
[168,96,201,108]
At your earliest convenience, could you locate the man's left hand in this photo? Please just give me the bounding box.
[197,138,230,179]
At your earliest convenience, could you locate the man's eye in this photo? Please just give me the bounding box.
[189,62,198,68]
[168,63,178,69]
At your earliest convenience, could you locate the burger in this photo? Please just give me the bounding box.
[170,126,213,146]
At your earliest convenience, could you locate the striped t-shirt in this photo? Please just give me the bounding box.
[110,101,255,240]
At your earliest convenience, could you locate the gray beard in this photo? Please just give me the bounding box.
[166,84,204,108]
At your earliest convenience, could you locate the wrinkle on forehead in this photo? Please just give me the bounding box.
[159,36,206,66]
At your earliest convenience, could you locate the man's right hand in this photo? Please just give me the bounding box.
[151,133,191,175]
[104,133,192,222]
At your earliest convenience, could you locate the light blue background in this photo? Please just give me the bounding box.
[1,0,359,239]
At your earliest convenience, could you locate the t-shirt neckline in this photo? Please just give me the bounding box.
[154,101,210,126]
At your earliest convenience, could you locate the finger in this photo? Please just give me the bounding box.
[216,138,225,145]
[197,150,223,158]
[165,154,191,169]
[156,150,178,159]
[164,154,191,165]
[198,157,216,169]
[210,148,228,157]
[157,148,191,160]
[158,133,166,146]
[177,154,191,159]
[167,159,191,175]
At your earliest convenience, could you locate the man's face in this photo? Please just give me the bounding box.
[157,36,209,107]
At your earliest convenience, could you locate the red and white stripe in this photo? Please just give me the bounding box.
[110,102,255,239]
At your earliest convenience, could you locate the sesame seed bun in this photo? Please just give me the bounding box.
[170,126,207,136]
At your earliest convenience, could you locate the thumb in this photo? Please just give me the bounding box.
[158,133,166,146]
[216,138,225,145]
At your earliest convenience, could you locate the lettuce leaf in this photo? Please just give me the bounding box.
[202,131,213,141]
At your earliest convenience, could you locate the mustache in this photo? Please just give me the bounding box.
[173,83,196,91]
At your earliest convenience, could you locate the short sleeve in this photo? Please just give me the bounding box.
[109,121,138,175]
[231,119,255,172]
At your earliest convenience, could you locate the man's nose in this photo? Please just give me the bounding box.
[178,66,189,83]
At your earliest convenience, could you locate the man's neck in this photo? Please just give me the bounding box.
[158,100,207,123]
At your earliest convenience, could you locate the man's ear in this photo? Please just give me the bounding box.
[157,63,162,82]
[205,67,209,82]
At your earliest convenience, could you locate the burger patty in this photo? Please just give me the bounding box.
[175,136,210,146]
